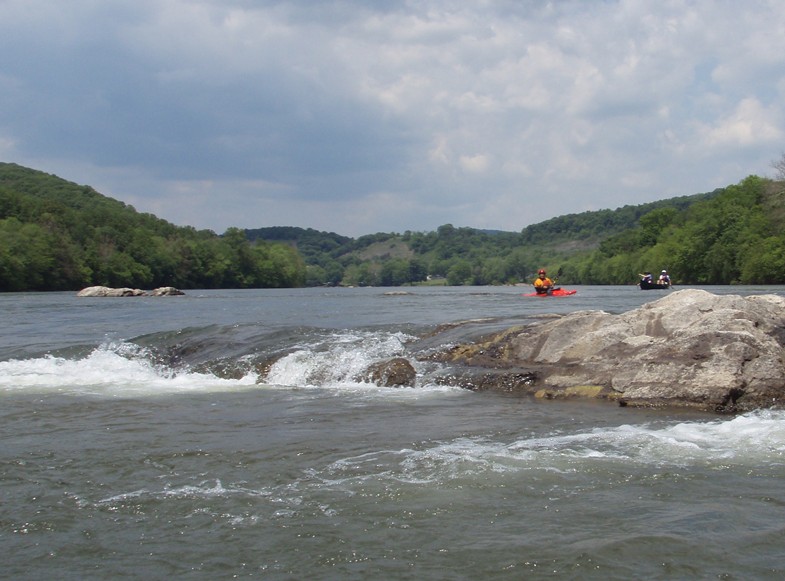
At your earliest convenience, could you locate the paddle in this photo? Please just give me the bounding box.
[550,267,564,294]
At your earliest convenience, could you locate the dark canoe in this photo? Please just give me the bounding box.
[639,280,670,290]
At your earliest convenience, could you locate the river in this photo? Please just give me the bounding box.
[2,285,785,579]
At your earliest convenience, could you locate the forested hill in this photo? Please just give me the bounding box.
[0,163,306,291]
[4,161,784,291]
[245,189,729,286]
[569,175,785,285]
[519,191,719,244]
[247,177,785,286]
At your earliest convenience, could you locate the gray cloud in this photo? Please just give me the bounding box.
[1,0,784,236]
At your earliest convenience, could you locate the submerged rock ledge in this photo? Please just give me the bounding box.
[423,289,785,413]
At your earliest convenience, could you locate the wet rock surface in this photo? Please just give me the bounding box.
[421,289,785,413]
[363,357,417,387]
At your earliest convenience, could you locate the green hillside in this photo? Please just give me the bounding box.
[247,189,733,286]
[249,176,785,286]
[562,176,785,285]
[3,161,784,291]
[0,163,306,291]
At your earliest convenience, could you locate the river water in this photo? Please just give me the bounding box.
[2,285,785,580]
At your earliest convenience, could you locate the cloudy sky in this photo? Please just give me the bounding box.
[2,1,784,237]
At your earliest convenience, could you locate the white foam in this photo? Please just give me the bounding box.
[0,330,464,399]
[503,410,785,467]
[308,411,785,489]
[97,479,273,506]
[0,343,258,396]
[266,330,419,390]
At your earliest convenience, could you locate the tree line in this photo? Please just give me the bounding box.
[559,175,785,285]
[0,163,305,291]
[251,177,785,287]
[4,161,785,292]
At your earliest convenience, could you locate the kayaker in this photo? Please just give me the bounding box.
[533,269,554,295]
[658,270,671,285]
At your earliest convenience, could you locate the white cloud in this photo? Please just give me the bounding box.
[459,153,490,173]
[1,0,784,236]
[700,98,783,148]
[0,133,17,158]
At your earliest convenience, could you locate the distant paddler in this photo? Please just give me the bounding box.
[533,269,554,295]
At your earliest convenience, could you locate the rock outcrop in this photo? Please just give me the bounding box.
[428,289,785,413]
[77,286,146,297]
[363,357,417,387]
[148,286,186,296]
[77,286,185,297]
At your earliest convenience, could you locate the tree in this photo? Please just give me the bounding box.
[379,259,410,286]
[638,207,678,247]
[739,236,785,283]
[0,164,311,291]
[447,260,472,285]
[407,258,428,284]
[771,152,785,180]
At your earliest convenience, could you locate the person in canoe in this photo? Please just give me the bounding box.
[533,269,554,295]
[640,272,653,285]
[658,270,671,285]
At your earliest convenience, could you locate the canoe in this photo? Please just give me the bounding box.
[522,288,577,297]
[639,280,670,290]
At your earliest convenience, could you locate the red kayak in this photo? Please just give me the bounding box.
[522,288,577,297]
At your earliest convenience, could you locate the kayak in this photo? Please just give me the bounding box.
[522,288,577,297]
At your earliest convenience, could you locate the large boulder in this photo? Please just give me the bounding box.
[431,289,785,412]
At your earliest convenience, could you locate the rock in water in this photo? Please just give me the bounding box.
[76,286,146,297]
[363,357,417,387]
[432,289,785,412]
[77,286,184,297]
[150,287,185,296]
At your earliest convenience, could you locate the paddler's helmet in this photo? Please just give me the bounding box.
[538,269,546,275]
[661,270,667,273]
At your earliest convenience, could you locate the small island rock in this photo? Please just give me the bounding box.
[77,286,184,297]
[77,286,146,297]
